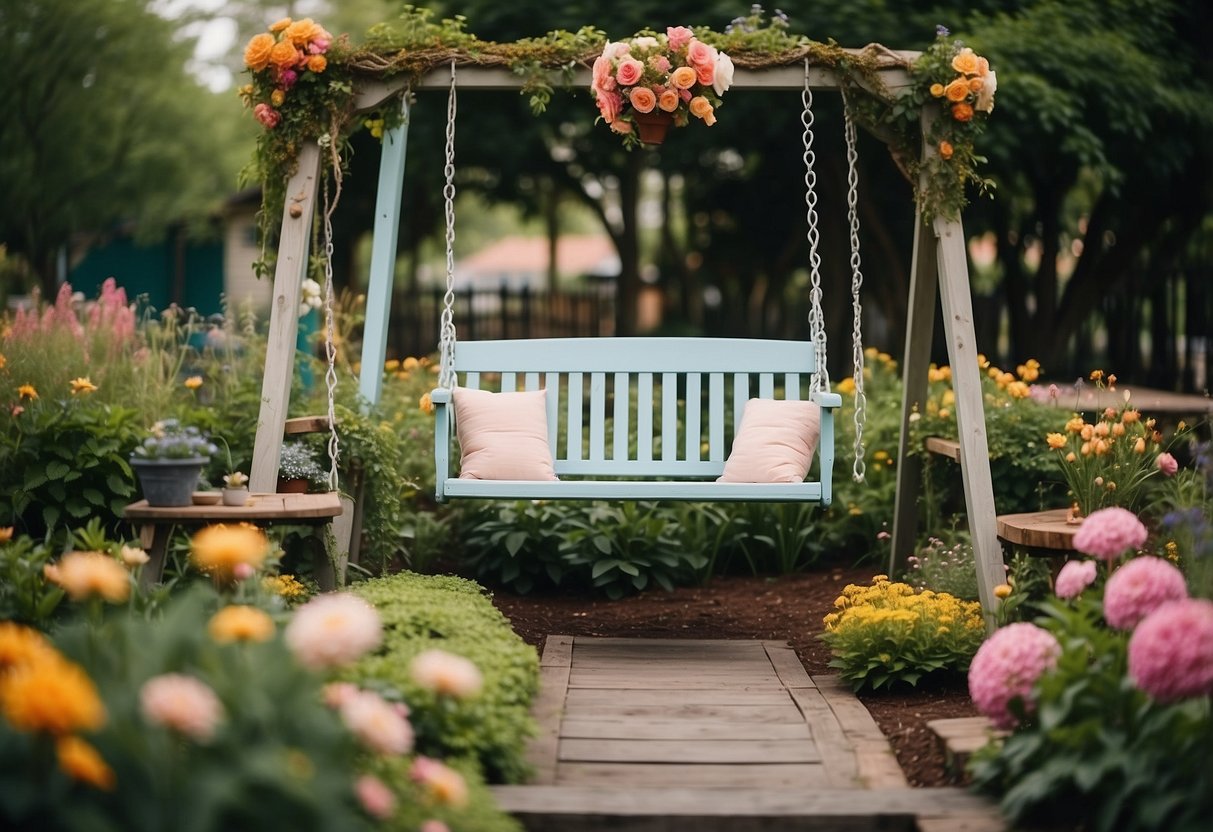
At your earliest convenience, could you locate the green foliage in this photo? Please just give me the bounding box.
[820,574,987,691]
[970,593,1213,832]
[348,572,539,783]
[904,534,979,601]
[0,534,65,628]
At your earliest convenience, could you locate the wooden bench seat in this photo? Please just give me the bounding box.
[431,337,841,505]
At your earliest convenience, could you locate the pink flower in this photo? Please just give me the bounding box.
[615,58,645,87]
[322,681,361,708]
[649,55,671,73]
[1156,452,1178,476]
[284,592,382,670]
[687,39,717,68]
[253,103,280,129]
[279,69,298,89]
[666,26,693,50]
[1054,559,1098,599]
[339,689,413,755]
[1071,506,1148,561]
[629,87,657,114]
[420,821,450,832]
[695,62,715,86]
[1103,556,1188,629]
[140,673,225,742]
[231,562,255,581]
[968,622,1061,729]
[410,757,469,807]
[591,55,612,90]
[610,120,632,134]
[1128,598,1213,702]
[595,90,622,123]
[355,774,396,820]
[410,649,483,698]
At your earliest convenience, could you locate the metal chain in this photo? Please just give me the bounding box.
[843,92,867,483]
[802,60,829,393]
[321,131,343,492]
[438,62,459,390]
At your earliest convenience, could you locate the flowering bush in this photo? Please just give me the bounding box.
[590,26,734,145]
[820,574,986,691]
[240,17,339,133]
[131,418,217,460]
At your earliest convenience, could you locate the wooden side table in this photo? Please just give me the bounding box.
[996,508,1079,558]
[123,492,343,590]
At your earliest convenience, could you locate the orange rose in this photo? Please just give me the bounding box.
[629,87,657,114]
[670,66,697,90]
[270,39,301,72]
[929,83,945,98]
[307,54,327,73]
[944,78,970,102]
[952,102,974,122]
[658,89,680,112]
[284,18,322,47]
[938,141,954,160]
[689,96,715,125]
[951,48,980,76]
[976,56,990,77]
[968,77,983,92]
[243,33,275,72]
[269,18,292,34]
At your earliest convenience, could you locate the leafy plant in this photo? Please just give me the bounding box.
[278,441,327,486]
[820,574,986,690]
[132,419,217,460]
[904,534,979,600]
[460,500,576,594]
[0,532,65,628]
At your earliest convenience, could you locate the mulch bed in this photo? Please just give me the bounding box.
[486,564,977,788]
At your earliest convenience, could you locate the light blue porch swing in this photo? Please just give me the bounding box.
[429,61,870,505]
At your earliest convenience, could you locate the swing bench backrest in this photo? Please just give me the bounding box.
[430,337,842,504]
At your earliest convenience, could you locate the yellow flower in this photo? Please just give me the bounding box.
[184,375,203,390]
[1065,452,1076,462]
[1046,433,1066,449]
[403,357,421,371]
[951,48,980,75]
[419,392,435,415]
[993,583,1012,599]
[929,82,945,98]
[1006,381,1030,399]
[0,353,6,369]
[69,377,98,395]
[45,551,130,603]
[836,377,856,395]
[1089,369,1103,382]
[0,653,106,734]
[209,605,275,644]
[938,408,950,419]
[942,389,956,406]
[243,32,276,71]
[384,359,401,371]
[57,735,116,790]
[17,384,37,400]
[873,450,889,462]
[270,88,286,107]
[263,573,308,599]
[191,523,270,574]
[1134,437,1146,453]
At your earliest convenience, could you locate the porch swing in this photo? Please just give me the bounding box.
[428,62,869,504]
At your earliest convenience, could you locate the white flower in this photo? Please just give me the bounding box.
[976,70,997,113]
[713,51,735,96]
[603,41,628,60]
[410,649,483,699]
[120,545,149,567]
[340,689,413,755]
[284,592,383,670]
[140,673,225,742]
[630,36,659,50]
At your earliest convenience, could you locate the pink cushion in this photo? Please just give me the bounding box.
[453,388,558,481]
[718,399,822,483]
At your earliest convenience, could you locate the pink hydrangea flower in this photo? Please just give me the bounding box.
[140,673,225,742]
[1128,599,1213,702]
[411,649,483,699]
[968,622,1061,729]
[1156,452,1178,476]
[1103,556,1188,629]
[284,592,382,670]
[1054,559,1098,599]
[355,774,396,820]
[1071,507,1148,561]
[339,689,413,756]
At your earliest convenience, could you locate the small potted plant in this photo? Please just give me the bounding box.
[129,420,217,507]
[213,437,251,506]
[277,441,326,493]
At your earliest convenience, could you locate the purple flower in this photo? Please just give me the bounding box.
[1128,598,1213,702]
[1072,507,1148,561]
[936,24,951,37]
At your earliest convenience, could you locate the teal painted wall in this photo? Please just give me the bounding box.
[69,232,224,315]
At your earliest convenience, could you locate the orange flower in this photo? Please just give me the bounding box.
[270,39,301,72]
[17,384,37,400]
[658,89,680,112]
[951,103,974,122]
[944,78,970,102]
[951,48,980,76]
[184,375,203,390]
[689,96,716,125]
[0,526,12,543]
[1046,433,1066,450]
[629,87,657,114]
[191,523,270,574]
[270,89,286,107]
[938,141,954,160]
[670,66,697,90]
[0,621,54,670]
[0,653,106,734]
[419,392,435,415]
[45,551,130,603]
[306,54,327,74]
[968,77,984,92]
[269,17,292,33]
[243,33,275,72]
[209,605,275,644]
[284,18,322,46]
[69,377,98,395]
[929,83,945,98]
[57,736,115,790]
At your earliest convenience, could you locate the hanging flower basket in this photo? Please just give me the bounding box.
[632,109,674,145]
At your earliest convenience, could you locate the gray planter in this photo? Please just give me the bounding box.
[130,457,208,507]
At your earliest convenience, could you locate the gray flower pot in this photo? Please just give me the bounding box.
[130,457,208,507]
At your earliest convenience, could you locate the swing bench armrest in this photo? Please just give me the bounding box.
[430,388,453,494]
[810,391,842,506]
[811,391,842,409]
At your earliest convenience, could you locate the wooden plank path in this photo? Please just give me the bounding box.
[492,636,1004,831]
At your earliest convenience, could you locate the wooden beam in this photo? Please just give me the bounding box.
[251,142,321,493]
[358,96,411,408]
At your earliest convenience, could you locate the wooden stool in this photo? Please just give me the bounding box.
[995,508,1079,573]
[124,492,343,590]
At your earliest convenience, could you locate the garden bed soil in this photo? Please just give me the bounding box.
[487,565,977,788]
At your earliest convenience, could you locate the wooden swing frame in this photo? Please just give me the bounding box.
[246,59,1006,621]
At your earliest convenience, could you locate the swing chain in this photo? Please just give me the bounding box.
[321,126,343,492]
[438,62,459,391]
[843,92,867,483]
[802,60,828,394]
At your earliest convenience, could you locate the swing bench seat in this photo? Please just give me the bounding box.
[431,337,841,504]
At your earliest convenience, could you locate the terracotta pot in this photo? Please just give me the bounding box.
[632,109,673,145]
[277,477,309,494]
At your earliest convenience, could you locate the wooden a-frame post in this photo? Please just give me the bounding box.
[249,60,1006,622]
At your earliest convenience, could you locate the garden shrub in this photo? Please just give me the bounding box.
[903,534,979,600]
[820,574,986,690]
[348,572,539,783]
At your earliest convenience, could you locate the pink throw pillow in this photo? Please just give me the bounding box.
[453,388,558,481]
[717,399,821,483]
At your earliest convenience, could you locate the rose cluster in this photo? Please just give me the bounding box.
[241,17,333,129]
[590,26,734,140]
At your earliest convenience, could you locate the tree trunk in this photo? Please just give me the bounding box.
[615,153,642,337]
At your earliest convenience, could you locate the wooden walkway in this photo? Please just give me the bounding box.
[492,636,1004,832]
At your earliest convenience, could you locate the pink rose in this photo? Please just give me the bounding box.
[649,55,671,74]
[615,58,645,87]
[279,69,298,89]
[687,39,716,68]
[253,103,280,129]
[680,87,693,102]
[591,55,612,91]
[695,62,715,86]
[666,26,693,50]
[629,87,657,114]
[596,90,622,123]
[610,120,633,134]
[1156,452,1178,476]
